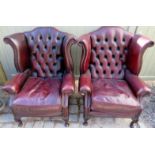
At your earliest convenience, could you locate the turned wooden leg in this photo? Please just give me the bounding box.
[130,119,140,128]
[15,116,23,127]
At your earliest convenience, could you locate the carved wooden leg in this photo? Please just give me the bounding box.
[130,106,142,128]
[130,118,140,128]
[15,116,23,127]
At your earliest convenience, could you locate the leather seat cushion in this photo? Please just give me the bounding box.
[91,79,141,114]
[11,77,62,114]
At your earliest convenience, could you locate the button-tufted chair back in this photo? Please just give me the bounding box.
[81,27,135,80]
[24,27,68,78]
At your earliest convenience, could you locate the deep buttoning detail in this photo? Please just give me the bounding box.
[24,28,67,78]
[90,28,133,79]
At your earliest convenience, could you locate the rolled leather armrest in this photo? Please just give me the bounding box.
[2,69,31,95]
[125,70,151,97]
[61,73,75,94]
[80,71,92,94]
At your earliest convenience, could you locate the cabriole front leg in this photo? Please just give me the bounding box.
[130,99,142,128]
[130,119,140,128]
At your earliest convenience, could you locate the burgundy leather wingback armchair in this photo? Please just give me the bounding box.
[2,27,76,126]
[79,27,154,127]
